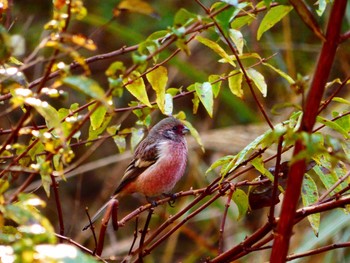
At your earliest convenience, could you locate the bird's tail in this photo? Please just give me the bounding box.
[82,197,117,231]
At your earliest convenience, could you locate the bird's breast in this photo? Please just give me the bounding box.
[135,139,188,196]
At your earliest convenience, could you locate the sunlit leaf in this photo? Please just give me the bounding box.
[24,98,62,138]
[146,66,167,114]
[124,72,152,107]
[246,68,267,97]
[302,174,320,236]
[229,29,244,54]
[208,75,221,98]
[115,0,158,18]
[164,93,173,115]
[88,104,106,131]
[195,82,213,117]
[107,125,126,153]
[87,115,112,144]
[71,34,96,50]
[228,70,243,98]
[257,5,293,40]
[232,189,248,220]
[316,0,327,16]
[196,36,235,67]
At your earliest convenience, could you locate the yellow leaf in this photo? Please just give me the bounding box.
[115,0,158,18]
[146,66,167,113]
[124,72,152,107]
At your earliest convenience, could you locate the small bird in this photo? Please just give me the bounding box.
[83,117,189,231]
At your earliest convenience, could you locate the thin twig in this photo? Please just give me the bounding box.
[137,208,154,262]
[218,184,235,254]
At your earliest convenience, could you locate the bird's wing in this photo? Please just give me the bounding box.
[113,139,159,195]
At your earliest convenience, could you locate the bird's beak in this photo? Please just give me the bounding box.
[182,126,190,135]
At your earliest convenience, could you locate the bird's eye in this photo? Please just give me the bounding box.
[172,126,178,131]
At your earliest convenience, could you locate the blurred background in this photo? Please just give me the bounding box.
[2,0,350,262]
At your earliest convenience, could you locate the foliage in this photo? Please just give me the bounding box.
[0,0,349,262]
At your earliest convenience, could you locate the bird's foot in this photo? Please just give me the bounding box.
[146,196,158,207]
[163,193,177,207]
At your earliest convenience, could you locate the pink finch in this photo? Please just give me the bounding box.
[83,117,189,230]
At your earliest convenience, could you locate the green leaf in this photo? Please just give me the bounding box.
[196,36,236,67]
[0,25,12,63]
[89,104,107,130]
[87,115,111,144]
[232,189,248,220]
[192,93,200,114]
[231,15,255,29]
[0,179,9,195]
[146,66,168,114]
[262,62,295,84]
[228,70,243,98]
[36,157,52,197]
[195,82,213,117]
[182,119,204,152]
[251,157,285,193]
[206,155,235,174]
[302,174,320,236]
[246,68,267,97]
[316,0,327,16]
[24,98,62,137]
[251,157,274,182]
[332,111,350,133]
[58,103,79,139]
[62,76,107,104]
[174,8,197,26]
[332,97,350,106]
[220,124,287,175]
[257,5,293,40]
[105,61,125,77]
[313,165,342,195]
[214,3,238,37]
[208,75,222,98]
[131,127,145,152]
[124,72,152,107]
[317,116,349,139]
[229,29,244,54]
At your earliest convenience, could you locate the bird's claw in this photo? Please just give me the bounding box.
[163,193,177,207]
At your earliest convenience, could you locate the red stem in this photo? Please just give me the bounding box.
[270,1,348,262]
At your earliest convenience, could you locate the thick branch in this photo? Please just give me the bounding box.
[270,1,348,262]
